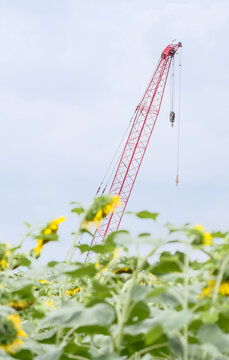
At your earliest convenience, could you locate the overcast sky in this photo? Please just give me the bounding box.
[0,0,228,262]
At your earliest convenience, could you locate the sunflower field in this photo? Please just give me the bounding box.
[1,195,229,360]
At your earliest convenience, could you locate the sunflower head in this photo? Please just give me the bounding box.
[191,225,212,246]
[8,300,33,311]
[219,282,229,296]
[0,314,27,354]
[33,238,44,257]
[0,244,11,271]
[32,216,65,257]
[81,194,121,230]
[66,287,80,296]
[45,216,66,235]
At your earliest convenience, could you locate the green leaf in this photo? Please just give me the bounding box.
[0,350,16,359]
[24,221,31,228]
[153,309,192,336]
[76,324,110,335]
[0,306,14,317]
[200,343,222,357]
[35,233,58,242]
[71,207,84,215]
[92,354,127,360]
[77,243,112,255]
[217,311,229,333]
[125,319,157,336]
[141,355,153,360]
[34,329,56,341]
[150,251,184,275]
[135,211,159,221]
[126,308,190,336]
[128,301,150,324]
[200,308,219,324]
[34,348,62,360]
[14,254,31,268]
[113,232,164,248]
[130,285,151,302]
[189,343,221,359]
[63,263,96,278]
[169,337,183,357]
[138,232,151,237]
[198,324,229,352]
[212,231,229,238]
[145,325,163,345]
[63,340,90,359]
[47,261,59,267]
[158,291,180,307]
[78,232,116,254]
[91,281,113,299]
[146,287,167,298]
[11,350,33,360]
[46,262,96,279]
[41,302,115,328]
[9,280,35,301]
[127,211,159,221]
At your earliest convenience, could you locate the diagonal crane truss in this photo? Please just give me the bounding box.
[85,42,182,260]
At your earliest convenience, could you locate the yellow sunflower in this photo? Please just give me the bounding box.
[0,314,27,354]
[66,287,80,296]
[34,238,44,257]
[81,195,121,230]
[39,279,50,284]
[193,225,213,246]
[33,216,66,257]
[0,259,8,270]
[199,280,229,298]
[8,300,32,311]
[113,267,132,274]
[44,299,55,309]
[0,245,11,271]
[219,282,229,296]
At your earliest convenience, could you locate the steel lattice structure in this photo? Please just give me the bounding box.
[85,42,182,260]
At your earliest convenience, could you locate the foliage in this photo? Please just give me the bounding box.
[1,196,229,359]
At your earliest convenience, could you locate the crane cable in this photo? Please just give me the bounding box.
[95,60,164,198]
[71,110,136,256]
[170,57,175,113]
[71,109,136,257]
[176,47,182,186]
[95,110,136,197]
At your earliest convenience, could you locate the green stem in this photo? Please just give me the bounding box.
[129,342,168,359]
[61,327,77,347]
[18,226,40,248]
[66,230,80,263]
[113,247,159,353]
[183,248,190,360]
[114,273,137,353]
[212,254,229,304]
[64,353,89,360]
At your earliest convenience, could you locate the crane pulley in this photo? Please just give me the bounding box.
[85,41,182,261]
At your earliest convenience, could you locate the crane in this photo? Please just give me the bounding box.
[85,42,182,260]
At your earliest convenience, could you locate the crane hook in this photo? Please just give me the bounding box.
[170,111,175,127]
[176,175,179,186]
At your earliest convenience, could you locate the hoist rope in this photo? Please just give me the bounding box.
[176,48,182,186]
[170,57,175,112]
[95,111,135,196]
[95,59,164,197]
[68,111,136,259]
[69,110,136,259]
[102,152,122,194]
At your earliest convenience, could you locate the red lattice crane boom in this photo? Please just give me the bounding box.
[87,42,182,253]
